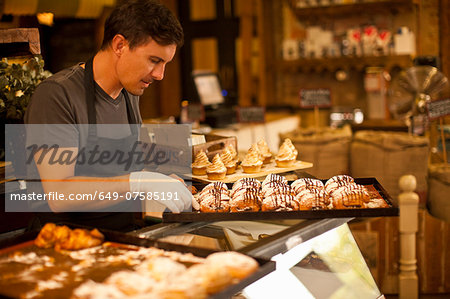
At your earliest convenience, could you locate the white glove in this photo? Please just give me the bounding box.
[129,171,192,213]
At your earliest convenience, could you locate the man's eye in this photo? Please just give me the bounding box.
[151,59,161,64]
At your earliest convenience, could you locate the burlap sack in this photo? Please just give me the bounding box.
[351,131,429,202]
[428,164,450,222]
[280,126,352,179]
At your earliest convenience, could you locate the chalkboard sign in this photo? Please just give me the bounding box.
[427,98,450,120]
[187,103,205,122]
[237,106,266,123]
[299,88,332,108]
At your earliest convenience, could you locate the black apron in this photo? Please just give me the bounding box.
[33,58,143,232]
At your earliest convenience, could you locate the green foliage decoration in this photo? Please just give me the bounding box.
[0,56,52,120]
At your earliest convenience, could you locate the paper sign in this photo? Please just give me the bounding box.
[187,103,205,122]
[237,106,266,123]
[428,98,450,120]
[299,89,332,108]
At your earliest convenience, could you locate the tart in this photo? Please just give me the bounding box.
[226,144,239,163]
[275,138,298,167]
[241,145,263,173]
[192,150,211,175]
[257,139,272,164]
[220,148,237,174]
[206,154,227,180]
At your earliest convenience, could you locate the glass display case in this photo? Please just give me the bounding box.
[134,217,383,299]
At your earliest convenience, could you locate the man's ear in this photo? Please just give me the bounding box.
[111,34,128,57]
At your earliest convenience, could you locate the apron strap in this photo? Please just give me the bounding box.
[84,57,138,135]
[84,57,97,130]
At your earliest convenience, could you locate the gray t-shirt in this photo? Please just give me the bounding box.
[25,63,142,149]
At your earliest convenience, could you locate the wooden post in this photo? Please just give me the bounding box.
[314,106,320,130]
[398,174,419,299]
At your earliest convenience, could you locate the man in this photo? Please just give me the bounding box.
[24,0,191,231]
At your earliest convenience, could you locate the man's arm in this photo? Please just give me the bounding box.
[34,147,130,212]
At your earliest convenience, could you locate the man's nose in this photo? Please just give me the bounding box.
[151,64,165,81]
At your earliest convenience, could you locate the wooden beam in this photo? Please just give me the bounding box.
[239,0,254,107]
[263,0,282,106]
[0,28,40,55]
[440,0,450,79]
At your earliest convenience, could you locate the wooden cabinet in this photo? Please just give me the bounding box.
[278,54,412,73]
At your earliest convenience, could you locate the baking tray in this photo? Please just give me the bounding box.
[163,177,398,223]
[0,224,275,299]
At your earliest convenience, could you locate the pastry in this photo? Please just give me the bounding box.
[231,178,261,197]
[248,143,265,163]
[324,175,355,194]
[262,187,300,211]
[105,271,157,295]
[241,145,263,173]
[200,189,231,212]
[331,188,368,209]
[262,183,294,198]
[275,138,298,167]
[190,185,198,195]
[230,188,262,212]
[163,272,208,299]
[261,174,289,197]
[291,178,324,194]
[226,144,238,162]
[365,197,389,208]
[329,184,369,202]
[262,173,288,188]
[136,257,187,281]
[199,182,229,202]
[35,223,104,251]
[198,181,230,212]
[220,148,237,174]
[72,280,125,299]
[206,154,227,180]
[182,263,233,295]
[192,150,211,175]
[35,223,70,249]
[206,251,259,279]
[56,228,104,251]
[296,188,330,210]
[257,139,272,164]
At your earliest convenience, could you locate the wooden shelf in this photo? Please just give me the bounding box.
[279,55,413,73]
[290,0,415,20]
[0,28,41,57]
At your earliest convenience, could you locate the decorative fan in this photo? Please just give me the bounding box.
[388,65,449,133]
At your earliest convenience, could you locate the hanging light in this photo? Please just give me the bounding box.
[37,12,54,26]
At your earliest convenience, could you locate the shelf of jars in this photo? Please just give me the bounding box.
[289,0,415,21]
[278,54,413,73]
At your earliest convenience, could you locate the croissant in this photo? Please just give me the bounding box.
[35,223,104,251]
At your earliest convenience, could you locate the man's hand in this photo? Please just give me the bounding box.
[129,172,192,213]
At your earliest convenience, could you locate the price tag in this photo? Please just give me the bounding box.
[187,103,205,122]
[299,88,332,108]
[237,106,266,123]
[427,98,450,120]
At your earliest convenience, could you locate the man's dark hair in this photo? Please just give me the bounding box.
[101,0,184,50]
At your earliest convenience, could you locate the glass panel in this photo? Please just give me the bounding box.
[189,0,216,21]
[243,224,381,299]
[152,220,303,251]
[192,38,219,72]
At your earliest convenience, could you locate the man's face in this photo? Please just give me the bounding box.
[116,38,177,96]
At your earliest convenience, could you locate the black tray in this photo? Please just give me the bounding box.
[163,177,398,223]
[0,225,275,299]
